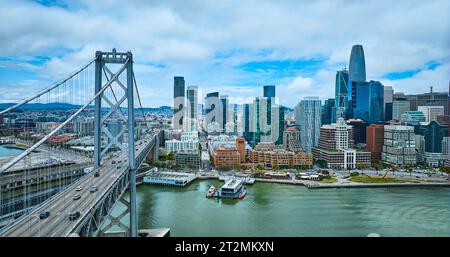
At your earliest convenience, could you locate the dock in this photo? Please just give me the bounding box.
[220,175,255,184]
[143,171,196,187]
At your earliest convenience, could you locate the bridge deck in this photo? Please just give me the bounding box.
[0,135,157,237]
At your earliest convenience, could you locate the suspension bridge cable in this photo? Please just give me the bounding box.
[0,58,97,116]
[132,71,150,131]
[0,58,131,173]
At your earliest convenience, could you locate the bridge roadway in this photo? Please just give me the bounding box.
[0,135,156,237]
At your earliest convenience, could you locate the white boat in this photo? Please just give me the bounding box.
[206,185,216,198]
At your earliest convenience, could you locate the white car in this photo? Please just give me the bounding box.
[75,186,83,191]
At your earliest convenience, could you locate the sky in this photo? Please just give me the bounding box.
[0,0,449,108]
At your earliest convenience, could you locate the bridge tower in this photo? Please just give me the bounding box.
[93,49,138,237]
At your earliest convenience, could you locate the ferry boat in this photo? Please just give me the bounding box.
[219,179,246,199]
[206,185,216,198]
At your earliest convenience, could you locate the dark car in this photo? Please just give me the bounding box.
[39,211,50,219]
[94,172,100,177]
[68,211,80,221]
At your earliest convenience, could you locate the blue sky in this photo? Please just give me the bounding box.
[0,0,449,107]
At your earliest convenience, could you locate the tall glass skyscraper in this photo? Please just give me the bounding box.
[220,95,229,130]
[297,97,322,152]
[185,86,198,132]
[204,92,221,134]
[173,76,185,130]
[334,69,349,121]
[322,98,335,125]
[348,80,384,124]
[263,85,276,98]
[349,45,366,82]
[243,103,256,145]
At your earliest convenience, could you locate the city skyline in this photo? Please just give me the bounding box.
[0,0,449,108]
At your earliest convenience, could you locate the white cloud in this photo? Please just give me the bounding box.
[0,0,448,107]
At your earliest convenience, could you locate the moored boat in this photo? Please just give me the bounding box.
[206,185,216,198]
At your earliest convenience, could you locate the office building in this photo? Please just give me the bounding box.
[297,97,321,152]
[417,90,448,115]
[382,125,417,165]
[173,76,185,130]
[385,102,393,121]
[249,148,313,168]
[275,105,285,145]
[243,103,253,143]
[322,98,335,125]
[334,69,349,121]
[283,127,301,151]
[185,86,198,132]
[236,137,246,163]
[416,121,449,153]
[204,92,221,133]
[73,117,94,136]
[384,86,394,121]
[417,106,445,122]
[263,85,276,98]
[252,97,283,145]
[348,80,384,123]
[346,119,368,145]
[220,95,229,130]
[366,124,384,160]
[312,118,371,169]
[349,45,366,82]
[212,147,241,169]
[165,131,199,153]
[175,150,200,167]
[392,98,410,121]
[415,121,449,167]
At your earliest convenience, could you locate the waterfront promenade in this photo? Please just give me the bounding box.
[138,168,450,189]
[254,177,450,189]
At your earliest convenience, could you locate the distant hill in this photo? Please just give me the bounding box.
[0,102,86,111]
[0,102,172,113]
[142,106,172,112]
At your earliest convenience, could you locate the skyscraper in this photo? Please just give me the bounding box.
[297,97,321,152]
[349,45,366,82]
[384,86,394,121]
[392,98,410,121]
[347,80,384,123]
[204,92,220,133]
[263,85,276,98]
[243,103,253,143]
[334,69,349,121]
[185,86,198,132]
[220,95,229,130]
[322,98,335,125]
[173,76,185,130]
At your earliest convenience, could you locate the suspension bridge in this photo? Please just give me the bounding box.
[0,50,161,237]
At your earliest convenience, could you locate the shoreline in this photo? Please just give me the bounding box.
[139,172,450,189]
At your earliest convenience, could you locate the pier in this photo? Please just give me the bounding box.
[143,171,196,187]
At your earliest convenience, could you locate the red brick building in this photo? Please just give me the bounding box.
[366,124,384,160]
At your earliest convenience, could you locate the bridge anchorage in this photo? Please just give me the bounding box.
[0,49,159,237]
